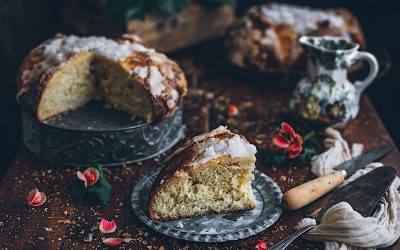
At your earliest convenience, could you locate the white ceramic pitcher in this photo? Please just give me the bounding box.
[290,36,379,125]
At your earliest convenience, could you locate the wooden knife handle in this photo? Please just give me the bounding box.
[282,171,345,210]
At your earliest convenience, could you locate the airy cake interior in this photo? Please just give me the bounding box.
[37,52,154,122]
[94,56,154,122]
[149,156,256,220]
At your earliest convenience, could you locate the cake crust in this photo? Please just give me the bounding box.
[16,34,187,122]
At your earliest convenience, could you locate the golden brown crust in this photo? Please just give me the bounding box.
[16,34,187,122]
[225,3,366,73]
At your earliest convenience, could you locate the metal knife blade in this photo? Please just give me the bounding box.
[334,146,392,178]
[302,147,393,216]
[315,166,397,222]
[283,146,393,211]
[270,166,397,250]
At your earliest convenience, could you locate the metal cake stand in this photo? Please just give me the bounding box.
[22,101,184,166]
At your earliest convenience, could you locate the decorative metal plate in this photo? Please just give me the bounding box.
[131,169,283,242]
[22,101,184,166]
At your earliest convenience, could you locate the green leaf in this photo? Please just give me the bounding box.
[258,150,287,166]
[199,0,237,8]
[87,179,113,205]
[71,164,113,205]
[101,0,237,23]
[72,180,87,199]
[158,0,189,15]
[292,138,321,167]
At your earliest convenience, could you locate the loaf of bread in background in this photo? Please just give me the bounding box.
[225,3,365,73]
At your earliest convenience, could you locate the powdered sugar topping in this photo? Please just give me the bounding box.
[20,34,153,87]
[189,126,257,166]
[44,35,151,62]
[259,3,345,34]
[148,66,166,96]
[193,125,228,142]
[132,66,148,79]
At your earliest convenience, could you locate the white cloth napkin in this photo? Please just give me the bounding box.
[296,128,400,250]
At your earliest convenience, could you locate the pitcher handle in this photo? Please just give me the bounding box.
[353,51,379,101]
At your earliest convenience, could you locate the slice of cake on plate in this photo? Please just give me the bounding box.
[148,126,257,221]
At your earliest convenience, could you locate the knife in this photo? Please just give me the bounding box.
[282,146,392,210]
[270,166,397,250]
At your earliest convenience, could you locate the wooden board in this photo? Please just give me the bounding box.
[63,1,235,52]
[0,45,399,249]
[126,4,234,53]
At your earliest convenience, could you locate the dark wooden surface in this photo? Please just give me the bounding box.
[0,47,399,250]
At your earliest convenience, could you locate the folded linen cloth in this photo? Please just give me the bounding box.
[296,128,400,250]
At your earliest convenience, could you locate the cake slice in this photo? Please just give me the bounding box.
[148,126,257,221]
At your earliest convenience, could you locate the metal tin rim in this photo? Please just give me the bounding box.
[22,104,184,166]
[21,107,179,133]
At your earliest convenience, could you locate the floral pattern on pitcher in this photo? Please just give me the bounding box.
[290,36,379,126]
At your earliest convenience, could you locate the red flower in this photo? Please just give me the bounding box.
[273,122,303,158]
[256,240,267,250]
[77,167,100,187]
[27,188,47,207]
[99,218,117,234]
[227,104,240,117]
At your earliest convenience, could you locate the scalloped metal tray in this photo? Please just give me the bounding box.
[22,101,184,166]
[131,169,283,242]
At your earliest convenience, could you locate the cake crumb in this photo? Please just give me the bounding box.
[175,221,184,229]
[58,219,75,225]
[45,227,53,232]
[123,238,133,243]
[84,233,93,242]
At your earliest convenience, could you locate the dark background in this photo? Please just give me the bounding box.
[1,0,399,177]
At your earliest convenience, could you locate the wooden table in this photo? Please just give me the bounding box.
[0,45,399,249]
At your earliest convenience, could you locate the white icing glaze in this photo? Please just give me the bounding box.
[167,99,175,109]
[189,127,257,166]
[171,89,179,100]
[193,125,227,142]
[167,89,179,108]
[148,66,166,96]
[259,3,344,34]
[21,35,152,86]
[133,66,148,79]
[44,35,151,62]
